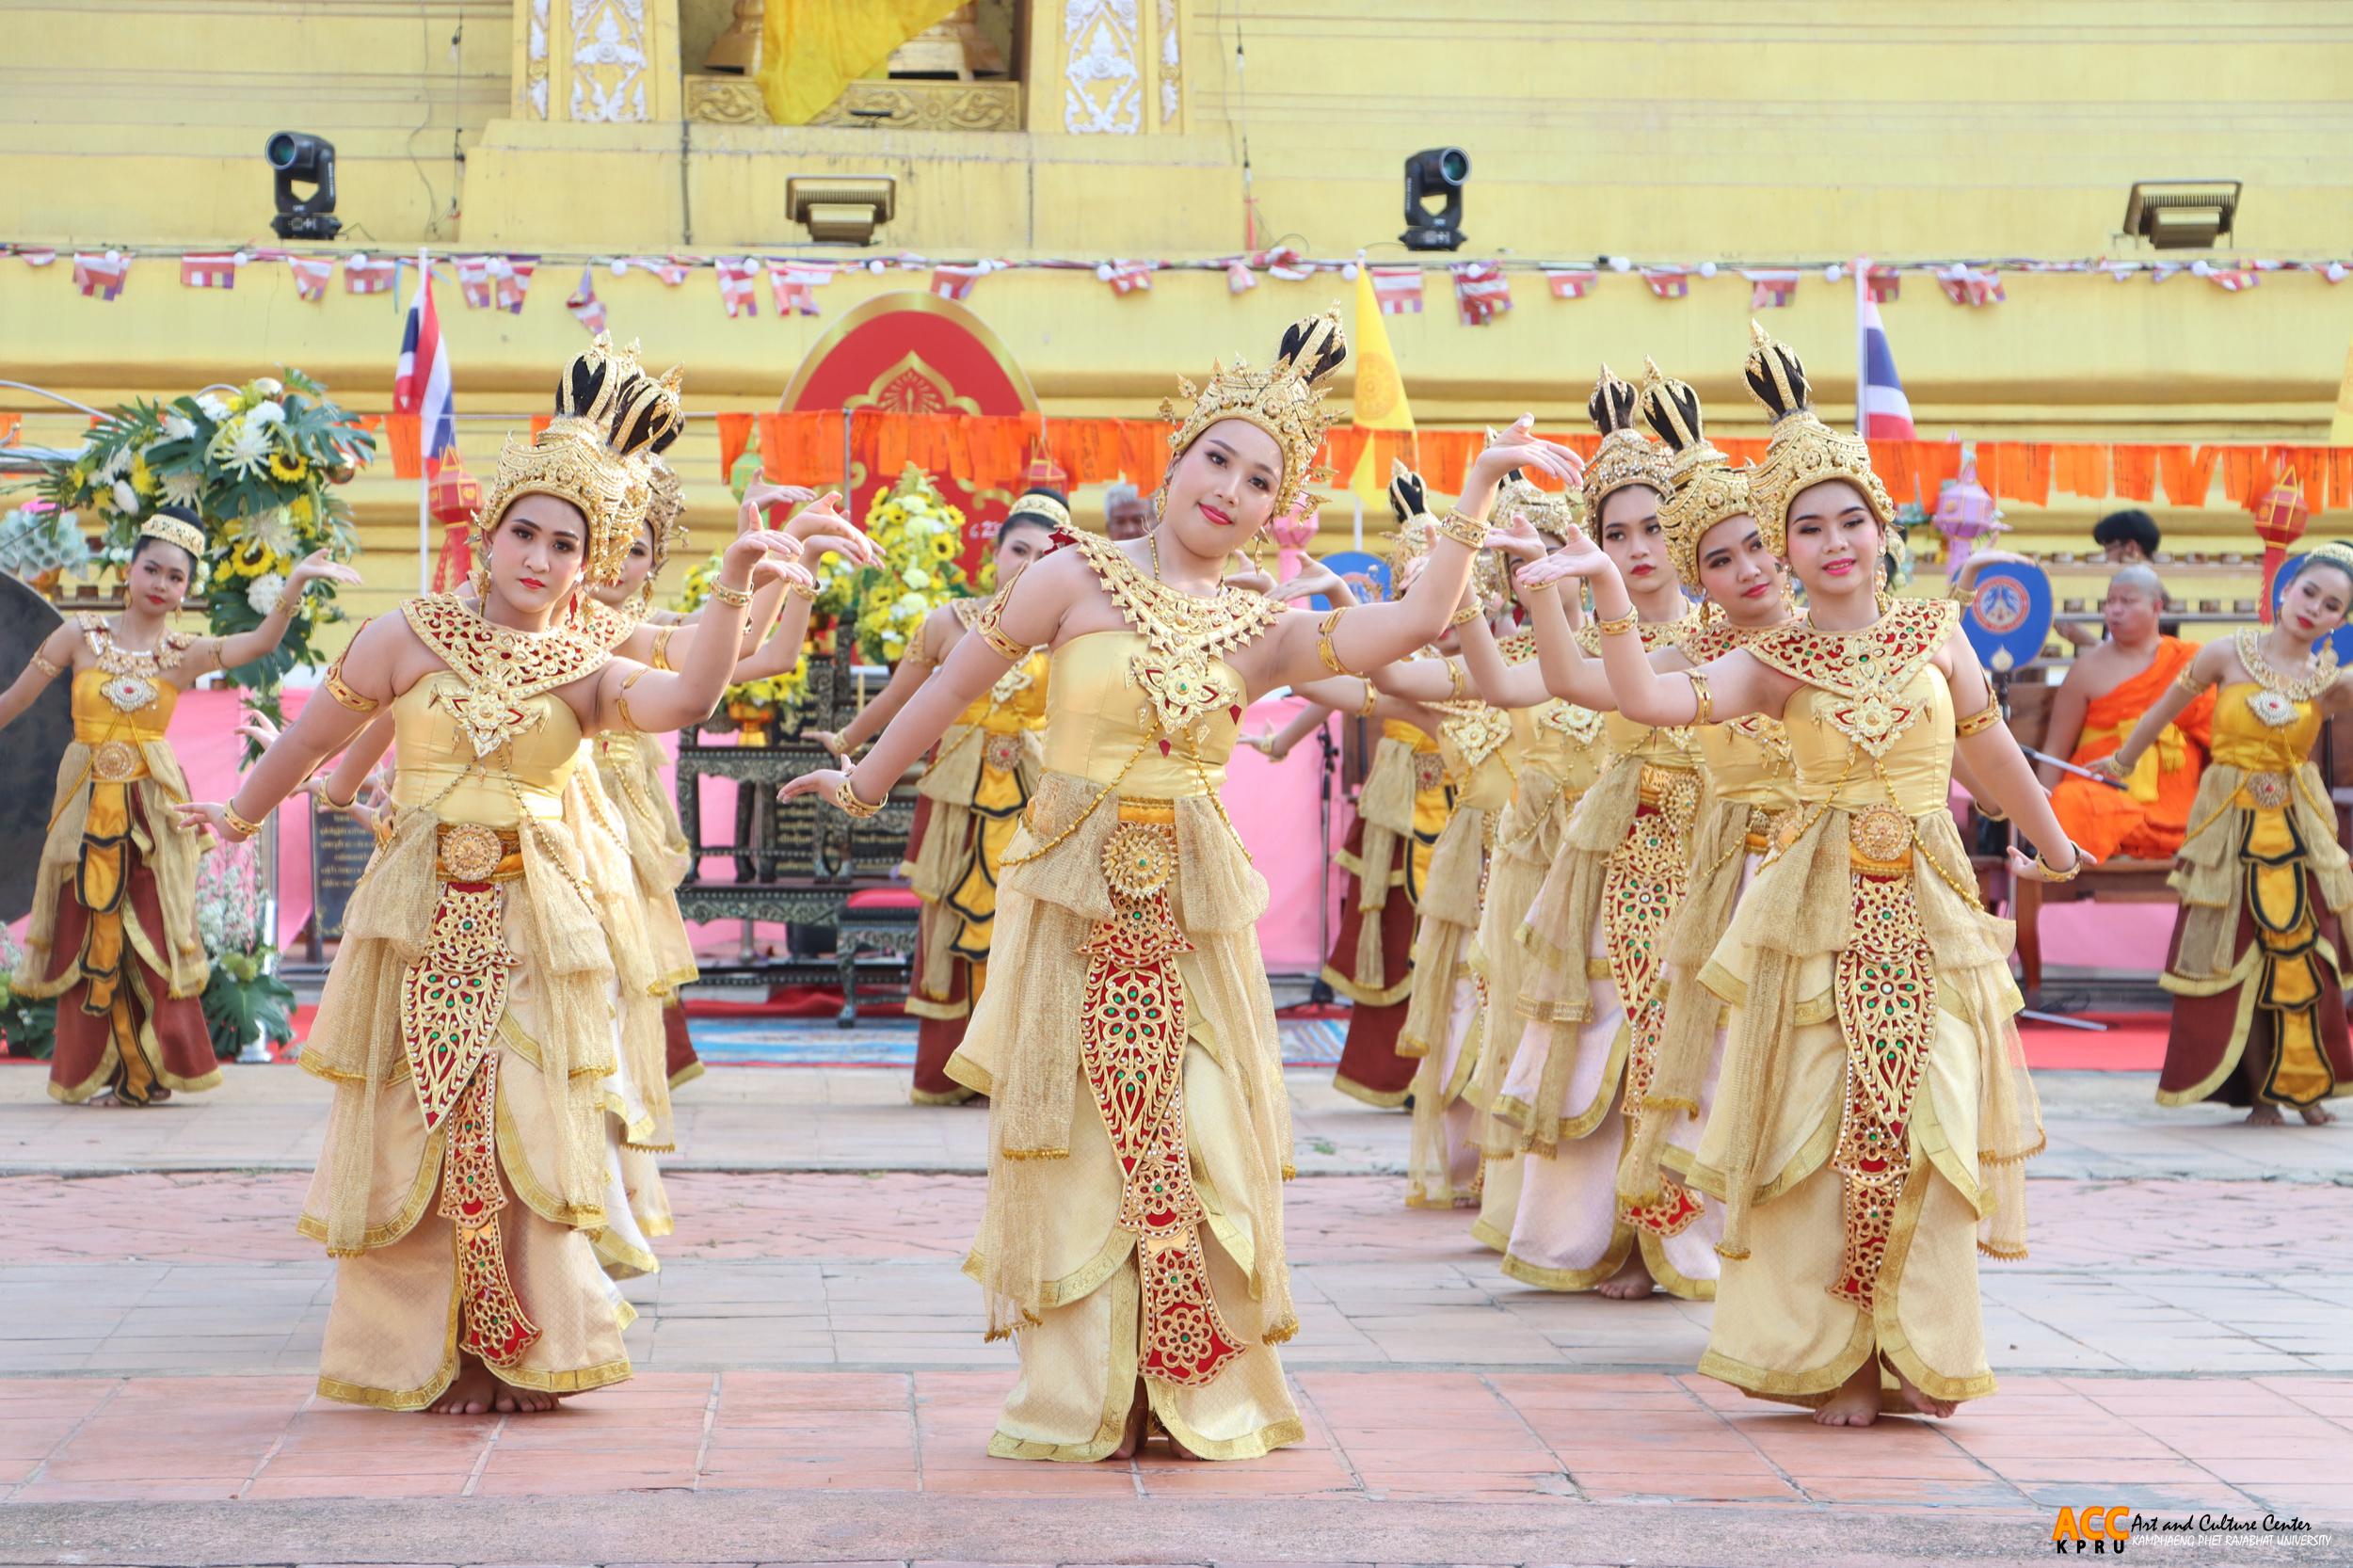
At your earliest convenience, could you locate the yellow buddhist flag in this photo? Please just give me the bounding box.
[758,0,965,127]
[1349,264,1416,507]
[2333,330,2353,444]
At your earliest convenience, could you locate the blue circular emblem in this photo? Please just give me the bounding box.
[1960,560,2054,673]
[1309,550,1392,612]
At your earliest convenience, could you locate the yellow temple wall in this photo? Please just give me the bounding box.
[6,1,2353,636]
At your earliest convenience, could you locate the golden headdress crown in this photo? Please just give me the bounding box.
[2288,538,2353,587]
[1005,488,1073,533]
[136,505,207,565]
[640,375,691,582]
[1582,364,1674,520]
[1639,359,1755,593]
[475,334,671,586]
[1487,428,1577,543]
[1160,307,1348,520]
[1741,322,1895,557]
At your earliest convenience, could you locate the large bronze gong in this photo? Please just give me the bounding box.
[0,575,73,922]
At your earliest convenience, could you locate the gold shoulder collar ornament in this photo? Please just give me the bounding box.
[1064,527,1284,750]
[1434,697,1514,773]
[402,593,611,758]
[1160,308,1348,520]
[1495,629,1539,665]
[1745,598,1959,758]
[1539,698,1608,745]
[2234,626,2339,705]
[1639,359,1756,593]
[1741,323,1896,558]
[1581,364,1674,520]
[577,595,643,652]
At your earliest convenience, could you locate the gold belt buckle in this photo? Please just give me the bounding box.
[984,731,1023,774]
[1849,803,1913,875]
[2246,771,2293,810]
[1640,763,1700,828]
[438,823,513,883]
[1101,820,1176,900]
[90,739,143,783]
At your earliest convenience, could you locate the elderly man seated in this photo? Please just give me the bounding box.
[2041,564,2215,861]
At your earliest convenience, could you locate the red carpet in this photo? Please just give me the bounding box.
[2016,1012,2168,1070]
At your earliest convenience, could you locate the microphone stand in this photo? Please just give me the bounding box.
[1308,709,1337,1006]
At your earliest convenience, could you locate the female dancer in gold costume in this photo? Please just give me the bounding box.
[178,339,798,1415]
[1,510,358,1105]
[2112,547,2353,1124]
[1540,327,2073,1428]
[819,491,1067,1104]
[786,312,1582,1460]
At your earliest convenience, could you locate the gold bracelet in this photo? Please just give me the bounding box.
[1520,575,1557,595]
[1687,671,1713,727]
[1448,599,1481,628]
[1356,682,1380,719]
[1954,697,2002,739]
[222,801,263,839]
[1433,507,1487,550]
[2036,845,2084,882]
[708,578,753,609]
[786,582,818,601]
[1594,609,1640,638]
[833,776,884,818]
[1317,607,1353,675]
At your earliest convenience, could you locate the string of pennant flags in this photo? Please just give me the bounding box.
[8,243,2345,328]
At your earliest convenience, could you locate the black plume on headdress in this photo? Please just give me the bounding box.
[1639,360,1706,456]
[609,379,667,458]
[1741,327,1814,422]
[1387,465,1427,527]
[1589,365,1641,437]
[557,349,610,418]
[1274,312,1349,385]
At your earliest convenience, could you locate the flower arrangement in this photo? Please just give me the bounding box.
[30,370,372,726]
[0,927,54,1062]
[0,501,94,591]
[849,464,972,664]
[192,840,296,1062]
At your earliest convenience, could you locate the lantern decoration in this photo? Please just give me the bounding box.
[1021,440,1068,495]
[1931,451,2004,584]
[426,451,482,594]
[2251,468,2312,624]
[1270,491,1321,578]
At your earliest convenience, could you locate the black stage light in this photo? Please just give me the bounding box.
[266,132,343,242]
[1401,147,1470,251]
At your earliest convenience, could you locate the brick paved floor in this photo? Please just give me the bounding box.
[1,1064,2349,1565]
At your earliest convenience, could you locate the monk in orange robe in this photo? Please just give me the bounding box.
[2041,567,2214,861]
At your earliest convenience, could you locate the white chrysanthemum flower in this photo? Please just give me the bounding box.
[211,417,271,478]
[161,413,197,442]
[246,571,287,616]
[111,480,141,516]
[248,507,298,555]
[246,399,286,427]
[161,470,204,507]
[195,393,231,423]
[94,445,132,483]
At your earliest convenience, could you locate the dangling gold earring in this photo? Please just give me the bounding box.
[1252,529,1270,575]
[467,527,489,598]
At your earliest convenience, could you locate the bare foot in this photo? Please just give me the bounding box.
[490,1382,558,1414]
[2298,1103,2337,1125]
[1594,1250,1657,1301]
[1813,1360,1881,1428]
[427,1355,499,1416]
[1894,1365,1956,1419]
[2246,1104,2286,1126]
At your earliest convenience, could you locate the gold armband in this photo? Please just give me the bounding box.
[1317,607,1352,675]
[649,626,677,672]
[1433,508,1488,550]
[1594,609,1640,639]
[707,578,753,610]
[29,650,64,679]
[971,602,1027,663]
[1446,659,1468,698]
[616,667,649,731]
[1687,671,1712,727]
[1954,697,2002,739]
[2173,663,2205,696]
[834,776,885,818]
[322,648,378,713]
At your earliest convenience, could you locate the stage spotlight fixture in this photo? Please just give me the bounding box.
[1401,147,1470,252]
[2121,180,2240,249]
[266,132,342,242]
[786,175,897,245]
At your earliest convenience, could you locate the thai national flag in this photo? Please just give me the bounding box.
[394,263,457,472]
[1855,276,1915,441]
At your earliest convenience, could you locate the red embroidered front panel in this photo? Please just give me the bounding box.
[438,1053,541,1369]
[1829,870,1936,1310]
[1078,819,1243,1388]
[400,882,514,1132]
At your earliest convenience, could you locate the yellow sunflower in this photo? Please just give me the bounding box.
[268,450,309,484]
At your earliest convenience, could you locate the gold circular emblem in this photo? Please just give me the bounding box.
[1413,753,1448,793]
[1657,772,1701,828]
[984,732,1024,775]
[90,739,141,782]
[440,823,506,882]
[1850,804,1913,866]
[2246,771,2293,810]
[1100,822,1175,900]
